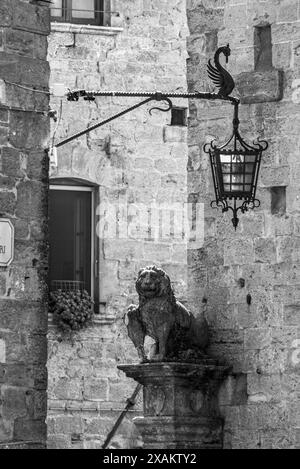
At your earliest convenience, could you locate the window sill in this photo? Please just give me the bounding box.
[50,22,123,36]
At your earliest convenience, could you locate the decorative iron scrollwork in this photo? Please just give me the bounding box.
[149,97,173,115]
[205,101,268,229]
[62,45,269,229]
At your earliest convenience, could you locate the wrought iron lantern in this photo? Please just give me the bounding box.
[62,44,268,229]
[204,103,268,229]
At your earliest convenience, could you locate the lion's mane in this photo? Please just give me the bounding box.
[136,265,176,307]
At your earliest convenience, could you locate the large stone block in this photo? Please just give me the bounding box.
[0,109,9,124]
[0,192,16,216]
[0,363,47,390]
[0,0,12,27]
[0,329,45,366]
[254,238,277,264]
[5,29,35,57]
[0,52,20,83]
[52,415,83,435]
[1,386,29,420]
[144,242,172,263]
[0,300,47,335]
[0,175,15,190]
[284,305,300,326]
[244,328,272,350]
[13,418,47,442]
[0,147,23,177]
[27,150,49,181]
[83,416,115,437]
[9,111,49,149]
[277,236,300,263]
[13,1,50,35]
[189,239,224,267]
[224,239,254,266]
[247,373,282,404]
[108,378,136,403]
[16,180,47,220]
[51,377,83,401]
[187,4,224,35]
[260,166,290,188]
[103,239,145,261]
[83,378,108,401]
[163,126,187,143]
[277,0,299,22]
[236,69,283,104]
[47,434,72,449]
[0,416,13,442]
[18,56,50,88]
[260,429,296,449]
[0,125,9,145]
[4,82,49,112]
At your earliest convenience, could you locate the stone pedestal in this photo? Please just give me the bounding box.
[118,360,231,449]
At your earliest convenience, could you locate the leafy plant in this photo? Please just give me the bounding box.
[49,289,94,334]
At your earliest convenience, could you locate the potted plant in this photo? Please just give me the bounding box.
[49,289,94,336]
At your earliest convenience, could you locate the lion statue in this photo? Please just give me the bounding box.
[125,266,209,362]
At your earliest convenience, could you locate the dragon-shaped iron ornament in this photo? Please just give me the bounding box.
[204,45,269,229]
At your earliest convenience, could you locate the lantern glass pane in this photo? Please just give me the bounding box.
[216,151,258,197]
[246,154,256,163]
[245,163,254,174]
[221,163,231,173]
[220,154,231,164]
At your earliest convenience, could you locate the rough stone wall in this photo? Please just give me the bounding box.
[187,0,299,449]
[0,0,50,449]
[47,0,189,449]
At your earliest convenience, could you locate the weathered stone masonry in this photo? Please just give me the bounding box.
[187,0,299,449]
[0,0,50,449]
[47,0,189,449]
[1,0,297,451]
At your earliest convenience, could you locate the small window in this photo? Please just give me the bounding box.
[50,0,110,26]
[171,107,187,127]
[49,184,98,304]
[254,25,273,71]
[271,186,286,215]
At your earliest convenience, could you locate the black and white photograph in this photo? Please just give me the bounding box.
[0,0,299,453]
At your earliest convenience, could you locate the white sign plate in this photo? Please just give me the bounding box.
[0,218,14,267]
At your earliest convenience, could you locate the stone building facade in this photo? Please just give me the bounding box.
[47,0,189,449]
[0,0,299,451]
[186,0,299,449]
[0,0,50,449]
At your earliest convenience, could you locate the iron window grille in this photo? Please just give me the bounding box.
[50,0,111,26]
